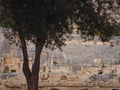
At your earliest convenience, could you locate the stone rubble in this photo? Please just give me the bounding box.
[1,65,120,90]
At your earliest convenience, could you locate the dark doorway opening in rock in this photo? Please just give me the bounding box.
[51,88,60,90]
[11,70,16,72]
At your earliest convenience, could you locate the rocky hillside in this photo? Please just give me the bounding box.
[0,29,120,67]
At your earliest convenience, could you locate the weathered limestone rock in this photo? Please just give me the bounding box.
[0,84,6,90]
[5,83,21,88]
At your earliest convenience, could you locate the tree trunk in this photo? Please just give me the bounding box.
[27,75,39,90]
[26,53,41,90]
[28,82,38,90]
[18,28,46,90]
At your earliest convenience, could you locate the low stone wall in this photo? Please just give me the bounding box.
[1,83,120,90]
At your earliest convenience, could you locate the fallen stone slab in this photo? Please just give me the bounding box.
[5,83,22,88]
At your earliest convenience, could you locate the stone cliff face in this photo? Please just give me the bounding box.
[62,44,120,65]
[0,29,120,67]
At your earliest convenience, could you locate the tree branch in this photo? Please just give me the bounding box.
[32,36,46,75]
[17,29,31,79]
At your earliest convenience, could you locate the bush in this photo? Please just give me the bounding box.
[3,66,9,73]
[101,63,106,69]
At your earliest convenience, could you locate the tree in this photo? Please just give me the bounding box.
[0,0,73,90]
[0,0,120,90]
[70,0,120,40]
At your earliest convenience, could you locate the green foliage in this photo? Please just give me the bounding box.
[112,26,120,36]
[48,70,51,73]
[101,63,106,69]
[70,0,120,40]
[0,0,73,50]
[3,66,9,73]
[0,0,119,49]
[53,60,58,66]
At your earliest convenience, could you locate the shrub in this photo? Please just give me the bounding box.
[3,66,9,73]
